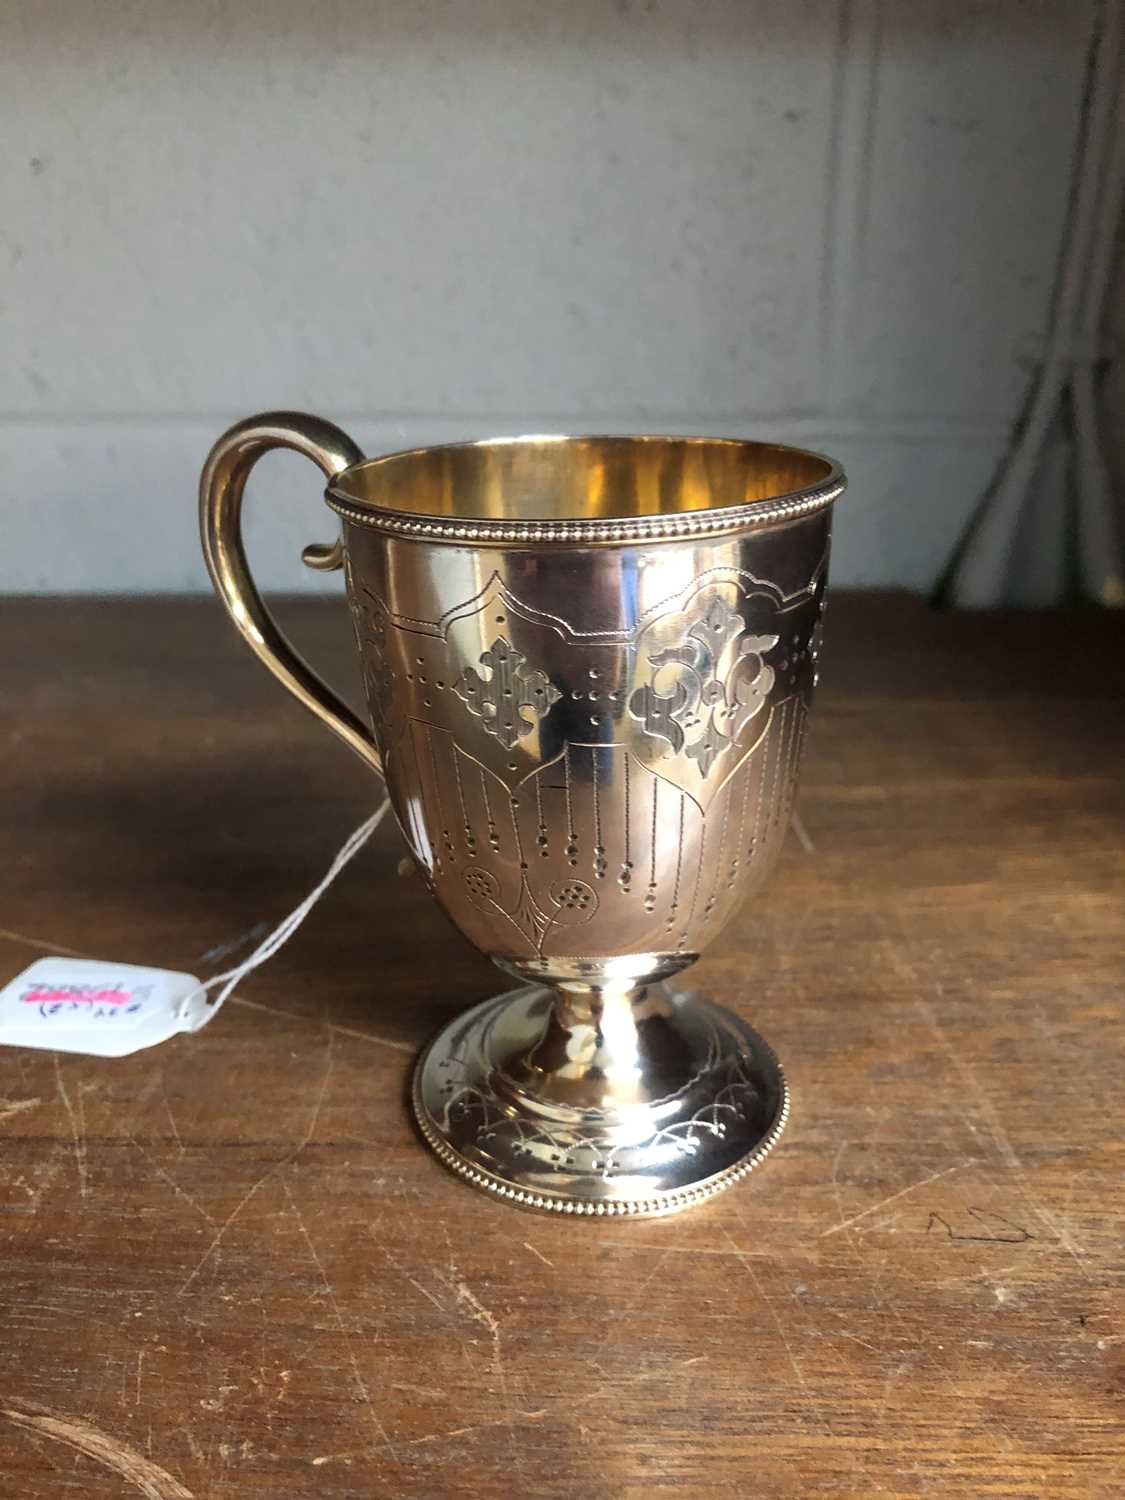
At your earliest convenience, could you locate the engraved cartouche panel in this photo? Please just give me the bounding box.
[343,520,828,969]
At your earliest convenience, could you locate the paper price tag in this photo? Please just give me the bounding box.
[0,958,214,1058]
[0,804,390,1059]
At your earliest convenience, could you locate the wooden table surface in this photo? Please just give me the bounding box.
[1,593,1122,1499]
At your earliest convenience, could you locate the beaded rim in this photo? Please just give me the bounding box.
[411,1028,789,1219]
[328,483,842,547]
[325,435,844,546]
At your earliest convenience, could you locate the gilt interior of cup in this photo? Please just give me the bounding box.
[327,435,842,525]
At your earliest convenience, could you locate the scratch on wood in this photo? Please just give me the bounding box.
[722,1218,891,1494]
[126,1134,215,1229]
[408,1277,446,1313]
[228,994,296,1021]
[119,1069,165,1144]
[436,1235,499,1352]
[177,1028,335,1295]
[522,1240,554,1268]
[438,1266,523,1468]
[572,1355,709,1409]
[8,1158,62,1214]
[591,1240,776,1259]
[52,1055,88,1199]
[915,999,1090,1272]
[436,1232,526,1481]
[729,1205,899,1487]
[0,926,92,960]
[326,1022,414,1055]
[582,1229,691,1375]
[408,1408,547,1448]
[228,994,413,1054]
[930,1259,1029,1291]
[176,1173,270,1295]
[377,1242,447,1313]
[822,1144,937,1370]
[0,1096,41,1126]
[294,1027,334,1155]
[2,1404,193,1499]
[313,1408,549,1464]
[828,1137,852,1238]
[836,1329,881,1355]
[721,1228,827,1427]
[876,1358,912,1425]
[392,1381,446,1401]
[818,1161,974,1239]
[282,1178,397,1462]
[443,1277,503,1374]
[160,1075,185,1157]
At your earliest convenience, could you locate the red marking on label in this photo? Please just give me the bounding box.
[21,986,133,1007]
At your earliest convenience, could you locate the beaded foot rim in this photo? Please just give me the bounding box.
[411,1016,789,1219]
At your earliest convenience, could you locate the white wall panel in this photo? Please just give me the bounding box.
[0,0,1098,591]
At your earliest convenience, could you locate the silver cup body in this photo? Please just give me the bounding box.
[344,509,830,992]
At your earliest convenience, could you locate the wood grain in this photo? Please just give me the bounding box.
[1,593,1122,1499]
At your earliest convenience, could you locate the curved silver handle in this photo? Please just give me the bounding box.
[199,410,383,776]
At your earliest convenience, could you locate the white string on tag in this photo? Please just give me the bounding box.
[185,797,392,1019]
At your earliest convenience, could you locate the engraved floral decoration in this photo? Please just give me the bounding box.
[463,866,501,908]
[463,861,599,955]
[547,878,598,925]
[435,1030,761,1178]
[348,585,396,728]
[629,597,777,776]
[453,636,561,750]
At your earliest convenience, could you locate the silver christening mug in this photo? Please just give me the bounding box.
[200,414,844,1217]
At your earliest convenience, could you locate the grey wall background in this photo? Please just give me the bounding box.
[0,0,1102,593]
